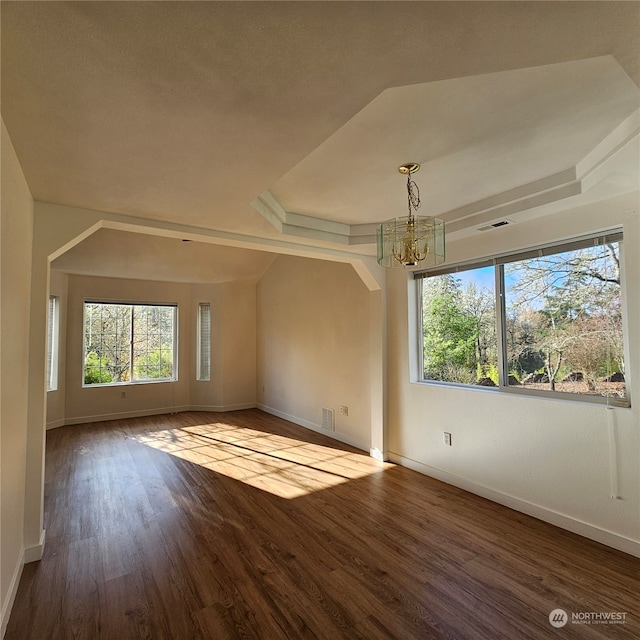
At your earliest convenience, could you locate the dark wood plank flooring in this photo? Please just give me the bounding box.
[6,410,639,639]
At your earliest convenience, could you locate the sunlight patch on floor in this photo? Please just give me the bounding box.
[134,421,389,498]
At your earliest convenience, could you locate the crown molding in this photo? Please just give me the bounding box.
[251,191,377,245]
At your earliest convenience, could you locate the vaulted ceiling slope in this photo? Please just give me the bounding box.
[2,1,639,253]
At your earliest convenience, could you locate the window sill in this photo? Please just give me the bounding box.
[412,379,631,409]
[82,379,177,389]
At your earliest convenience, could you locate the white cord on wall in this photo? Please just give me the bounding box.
[606,406,621,500]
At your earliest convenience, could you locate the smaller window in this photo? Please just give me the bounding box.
[197,303,211,381]
[421,267,497,385]
[504,241,625,400]
[47,296,59,391]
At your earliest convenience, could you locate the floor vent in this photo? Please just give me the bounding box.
[321,408,335,431]
[477,220,511,232]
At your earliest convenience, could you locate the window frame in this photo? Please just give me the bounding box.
[82,300,178,388]
[415,230,630,408]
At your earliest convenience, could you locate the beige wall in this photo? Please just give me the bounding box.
[63,275,192,423]
[50,274,258,425]
[56,252,376,452]
[257,255,372,451]
[190,284,224,410]
[1,120,34,634]
[387,191,640,556]
[190,281,258,411]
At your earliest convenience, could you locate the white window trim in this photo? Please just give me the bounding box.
[82,301,178,387]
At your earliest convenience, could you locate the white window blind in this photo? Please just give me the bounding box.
[197,303,211,381]
[47,296,59,391]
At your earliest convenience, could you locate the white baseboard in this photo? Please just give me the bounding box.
[49,404,368,451]
[389,453,640,558]
[64,406,191,426]
[23,529,46,563]
[59,404,261,427]
[258,404,368,451]
[189,403,257,413]
[1,548,24,640]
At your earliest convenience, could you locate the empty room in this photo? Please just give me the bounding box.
[1,2,639,639]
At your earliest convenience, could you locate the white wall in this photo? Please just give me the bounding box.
[257,255,373,451]
[1,120,34,635]
[386,192,640,556]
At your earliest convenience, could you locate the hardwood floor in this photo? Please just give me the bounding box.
[6,410,639,639]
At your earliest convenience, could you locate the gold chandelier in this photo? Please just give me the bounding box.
[377,163,445,268]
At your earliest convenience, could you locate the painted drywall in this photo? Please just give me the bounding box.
[190,284,224,410]
[63,275,192,423]
[190,281,258,411]
[52,228,277,284]
[22,201,377,578]
[257,255,372,451]
[220,281,258,409]
[387,192,640,555]
[1,120,34,635]
[52,275,259,425]
[46,270,68,429]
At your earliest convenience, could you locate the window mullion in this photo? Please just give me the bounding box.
[130,306,135,382]
[495,264,508,388]
[417,278,425,381]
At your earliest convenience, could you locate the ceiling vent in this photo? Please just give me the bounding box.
[477,220,512,232]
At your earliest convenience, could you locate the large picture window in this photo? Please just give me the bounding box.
[418,232,629,406]
[83,302,177,386]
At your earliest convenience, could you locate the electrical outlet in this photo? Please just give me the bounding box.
[339,405,349,416]
[443,432,452,446]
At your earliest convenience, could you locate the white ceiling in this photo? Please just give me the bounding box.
[2,1,639,277]
[51,229,277,283]
[269,57,638,225]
